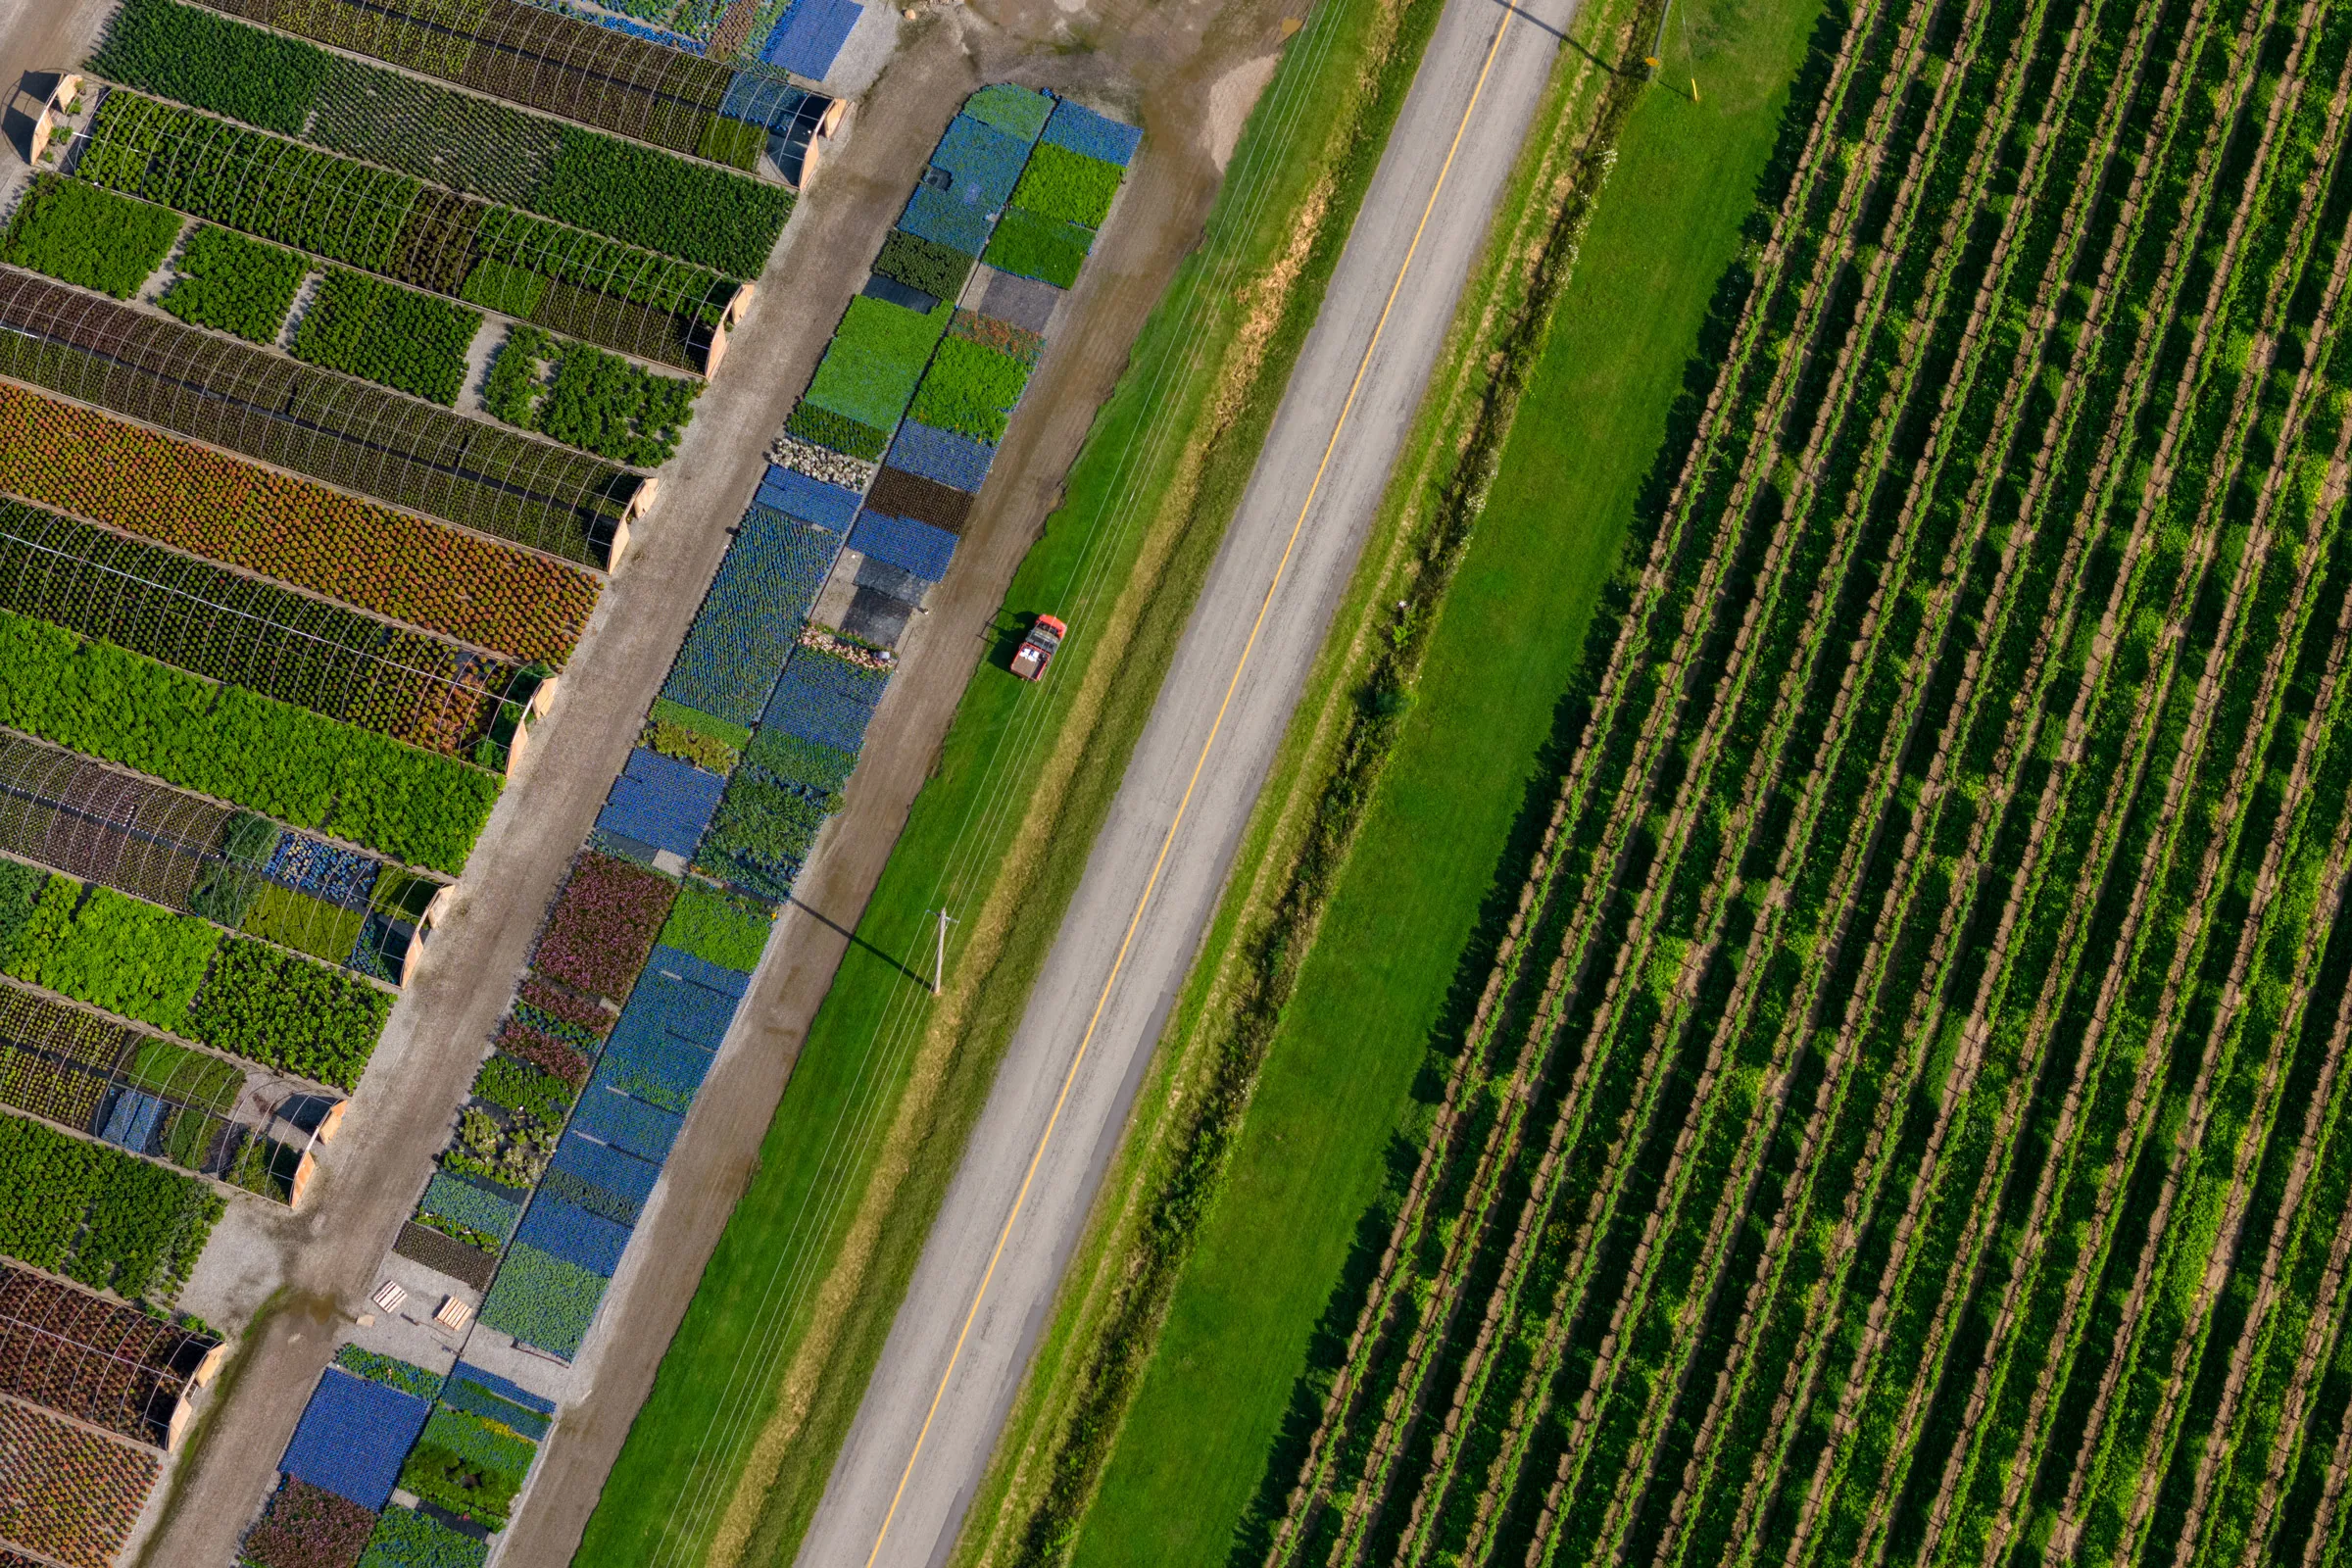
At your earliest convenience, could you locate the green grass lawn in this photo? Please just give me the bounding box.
[1059,3,1827,1561]
[570,2,1447,1559]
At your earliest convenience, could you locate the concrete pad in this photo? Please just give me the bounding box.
[974,264,1061,332]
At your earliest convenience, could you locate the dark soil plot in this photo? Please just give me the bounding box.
[861,272,937,313]
[853,554,932,607]
[863,466,974,534]
[839,587,914,651]
[394,1220,498,1290]
[977,265,1060,332]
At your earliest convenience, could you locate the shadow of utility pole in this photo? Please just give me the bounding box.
[1490,0,1651,75]
[787,894,935,992]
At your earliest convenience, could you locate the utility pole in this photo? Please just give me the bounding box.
[1644,0,1672,73]
[931,907,957,997]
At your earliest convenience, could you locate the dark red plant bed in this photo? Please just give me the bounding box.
[243,1476,376,1568]
[530,851,675,1003]
[864,466,973,535]
[393,1221,498,1291]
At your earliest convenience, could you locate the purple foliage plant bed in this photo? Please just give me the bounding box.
[243,1476,378,1568]
[495,1021,592,1086]
[530,852,677,1003]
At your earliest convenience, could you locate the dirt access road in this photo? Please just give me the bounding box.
[796,0,1583,1561]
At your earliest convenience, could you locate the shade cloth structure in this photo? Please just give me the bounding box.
[0,496,534,754]
[0,1265,220,1446]
[0,269,637,564]
[0,728,443,977]
[72,90,737,371]
[0,978,273,1183]
[88,0,796,275]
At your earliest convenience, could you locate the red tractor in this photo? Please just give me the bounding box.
[1010,613,1066,681]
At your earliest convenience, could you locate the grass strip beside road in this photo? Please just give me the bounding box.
[950,0,1657,1555]
[571,1,1455,1561]
[951,1,1831,1562]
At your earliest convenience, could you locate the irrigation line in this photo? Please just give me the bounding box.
[639,8,1359,1559]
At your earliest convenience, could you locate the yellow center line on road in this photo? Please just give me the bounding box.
[861,8,1521,1561]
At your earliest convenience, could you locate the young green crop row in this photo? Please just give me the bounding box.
[1260,2,1911,1551]
[1543,0,2164,1542]
[1307,0,1966,1533]
[1648,6,2186,1556]
[1463,0,2071,1553]
[1704,5,2220,1553]
[1670,1,2242,1554]
[0,497,530,760]
[0,609,499,874]
[0,187,674,526]
[1712,6,2332,1560]
[2175,271,2352,1556]
[1468,4,2101,1559]
[1900,12,2352,1560]
[1580,6,2314,1560]
[1252,1,2352,1565]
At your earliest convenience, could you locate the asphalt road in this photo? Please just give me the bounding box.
[793,0,1584,1561]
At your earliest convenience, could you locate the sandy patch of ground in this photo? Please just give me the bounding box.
[1207,52,1281,169]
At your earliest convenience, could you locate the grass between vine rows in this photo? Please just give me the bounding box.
[952,1,1826,1562]
[569,0,1455,1560]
